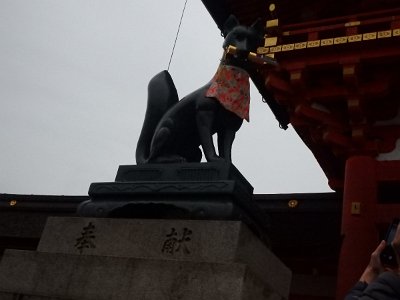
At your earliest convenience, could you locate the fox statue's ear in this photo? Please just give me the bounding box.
[222,15,239,37]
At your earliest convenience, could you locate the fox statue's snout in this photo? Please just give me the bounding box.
[136,15,264,164]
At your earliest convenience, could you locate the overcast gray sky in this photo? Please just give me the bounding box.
[0,0,331,195]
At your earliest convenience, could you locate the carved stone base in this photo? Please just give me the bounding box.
[77,162,270,245]
[0,217,291,300]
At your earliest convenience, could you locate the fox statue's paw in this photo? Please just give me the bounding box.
[206,155,227,163]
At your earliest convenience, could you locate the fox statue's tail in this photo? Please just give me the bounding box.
[135,70,179,164]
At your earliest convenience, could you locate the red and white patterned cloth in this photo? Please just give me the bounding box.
[206,64,250,122]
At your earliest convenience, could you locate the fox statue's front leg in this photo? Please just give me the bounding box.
[195,97,224,162]
[217,109,243,161]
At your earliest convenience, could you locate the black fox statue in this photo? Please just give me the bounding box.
[136,15,265,164]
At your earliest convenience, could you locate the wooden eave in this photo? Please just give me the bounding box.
[201,0,400,190]
[201,0,400,28]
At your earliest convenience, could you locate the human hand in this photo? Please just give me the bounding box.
[359,240,386,284]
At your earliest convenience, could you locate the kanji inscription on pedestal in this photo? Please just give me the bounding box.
[161,227,192,255]
[74,222,96,254]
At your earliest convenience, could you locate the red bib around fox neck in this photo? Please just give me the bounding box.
[206,64,250,122]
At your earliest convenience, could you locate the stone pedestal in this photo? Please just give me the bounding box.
[0,217,291,300]
[0,162,291,299]
[77,162,271,245]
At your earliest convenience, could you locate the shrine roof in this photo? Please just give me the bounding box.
[202,0,400,190]
[201,0,400,28]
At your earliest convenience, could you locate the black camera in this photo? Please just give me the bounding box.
[380,218,399,268]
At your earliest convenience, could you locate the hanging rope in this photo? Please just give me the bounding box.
[167,0,188,71]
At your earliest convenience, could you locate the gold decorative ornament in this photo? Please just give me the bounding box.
[378,30,392,38]
[269,3,276,12]
[321,38,334,46]
[348,34,362,42]
[334,36,348,44]
[261,28,400,56]
[363,32,377,40]
[282,44,294,51]
[288,199,299,208]
[345,21,361,27]
[307,40,320,48]
[265,37,278,47]
[266,19,279,28]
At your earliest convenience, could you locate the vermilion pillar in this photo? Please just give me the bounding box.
[336,156,379,300]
